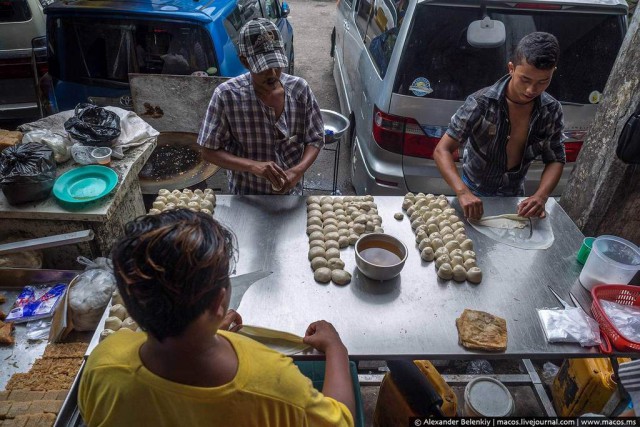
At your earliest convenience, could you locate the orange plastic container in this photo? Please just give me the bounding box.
[552,358,630,417]
[374,360,457,426]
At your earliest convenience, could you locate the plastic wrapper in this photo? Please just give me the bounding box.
[0,141,56,205]
[538,307,601,347]
[5,283,67,323]
[26,319,52,341]
[64,103,121,147]
[600,299,640,343]
[22,129,71,163]
[68,256,116,331]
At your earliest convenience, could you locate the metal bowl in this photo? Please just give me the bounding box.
[321,109,350,145]
[355,233,408,281]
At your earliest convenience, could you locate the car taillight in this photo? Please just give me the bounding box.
[563,130,586,162]
[372,106,457,160]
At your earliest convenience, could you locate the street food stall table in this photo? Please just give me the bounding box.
[0,142,155,269]
[56,195,635,423]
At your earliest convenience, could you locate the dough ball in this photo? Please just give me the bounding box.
[439,226,454,236]
[164,202,176,210]
[464,258,477,270]
[307,203,321,212]
[121,317,139,331]
[411,219,424,230]
[314,267,332,283]
[204,194,216,205]
[449,249,463,259]
[455,233,468,244]
[452,265,467,282]
[309,240,325,250]
[373,226,384,233]
[334,196,344,204]
[200,200,214,211]
[325,248,341,260]
[308,246,326,261]
[148,208,161,215]
[421,247,435,262]
[109,304,127,320]
[323,224,339,234]
[171,189,181,196]
[437,263,454,280]
[320,196,333,205]
[334,209,346,216]
[158,189,170,197]
[402,199,413,211]
[322,211,337,221]
[307,196,321,205]
[364,195,374,202]
[321,203,334,213]
[354,214,367,224]
[177,200,188,208]
[338,221,349,230]
[427,223,439,235]
[105,316,122,331]
[434,247,449,260]
[435,254,451,269]
[442,234,455,244]
[444,240,460,252]
[429,232,442,242]
[431,238,444,250]
[193,189,204,197]
[327,258,346,270]
[100,329,115,341]
[418,238,432,251]
[307,224,323,235]
[439,220,451,229]
[437,199,449,209]
[200,208,213,215]
[325,240,340,250]
[467,267,482,284]
[336,215,348,222]
[451,221,465,232]
[443,208,456,216]
[462,250,476,261]
[453,228,467,237]
[324,218,339,227]
[428,201,439,210]
[460,239,474,251]
[365,221,375,232]
[338,229,350,238]
[449,215,460,224]
[308,209,322,218]
[353,223,366,235]
[307,217,323,227]
[348,234,359,245]
[325,232,340,241]
[415,230,427,243]
[333,203,345,211]
[407,206,416,216]
[203,188,214,195]
[311,257,328,271]
[450,255,464,268]
[152,201,165,210]
[409,211,421,222]
[112,290,124,306]
[394,212,404,220]
[309,231,325,242]
[338,235,349,248]
[405,192,416,201]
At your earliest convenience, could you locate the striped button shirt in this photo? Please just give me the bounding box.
[197,73,324,195]
[446,75,565,197]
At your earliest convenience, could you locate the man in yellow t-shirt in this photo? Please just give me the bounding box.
[78,209,354,427]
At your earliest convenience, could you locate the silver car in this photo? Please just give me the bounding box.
[0,0,48,121]
[332,0,628,195]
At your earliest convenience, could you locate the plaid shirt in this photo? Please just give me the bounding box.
[197,73,324,195]
[446,75,565,197]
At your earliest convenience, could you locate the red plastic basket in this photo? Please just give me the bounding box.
[591,284,640,352]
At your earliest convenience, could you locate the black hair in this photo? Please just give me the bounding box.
[111,209,237,341]
[513,32,560,70]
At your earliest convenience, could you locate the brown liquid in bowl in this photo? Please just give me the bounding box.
[358,240,403,266]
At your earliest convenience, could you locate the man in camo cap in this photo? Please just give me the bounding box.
[198,18,324,195]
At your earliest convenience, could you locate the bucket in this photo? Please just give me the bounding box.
[579,235,640,291]
[464,377,514,417]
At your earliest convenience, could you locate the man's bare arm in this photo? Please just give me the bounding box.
[517,162,564,218]
[201,147,287,188]
[434,134,483,219]
[278,145,321,193]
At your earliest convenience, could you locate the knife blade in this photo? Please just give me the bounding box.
[229,270,272,310]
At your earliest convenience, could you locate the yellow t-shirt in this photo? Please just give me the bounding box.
[79,330,353,427]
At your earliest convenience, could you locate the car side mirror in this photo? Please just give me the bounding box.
[467,16,505,48]
[281,2,290,17]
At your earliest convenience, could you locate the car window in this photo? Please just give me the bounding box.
[0,0,31,23]
[260,0,280,20]
[48,18,218,84]
[356,0,408,77]
[394,4,625,104]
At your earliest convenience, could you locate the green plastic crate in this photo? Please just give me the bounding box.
[294,361,365,427]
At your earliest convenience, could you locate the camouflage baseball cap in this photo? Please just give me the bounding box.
[238,18,289,73]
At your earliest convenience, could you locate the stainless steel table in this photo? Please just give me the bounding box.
[212,195,623,361]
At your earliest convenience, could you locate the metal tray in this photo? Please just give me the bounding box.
[0,268,80,390]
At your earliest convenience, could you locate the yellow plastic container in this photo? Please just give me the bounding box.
[374,360,457,426]
[552,358,631,416]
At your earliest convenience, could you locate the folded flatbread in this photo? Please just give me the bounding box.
[0,319,15,346]
[456,309,507,352]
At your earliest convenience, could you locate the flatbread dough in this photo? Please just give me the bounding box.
[470,214,530,229]
[456,309,507,352]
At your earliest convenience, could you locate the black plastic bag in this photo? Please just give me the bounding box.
[0,142,57,205]
[616,102,640,164]
[64,103,121,147]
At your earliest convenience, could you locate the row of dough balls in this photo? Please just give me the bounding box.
[306,195,382,285]
[399,193,482,284]
[100,290,141,341]
[147,188,216,215]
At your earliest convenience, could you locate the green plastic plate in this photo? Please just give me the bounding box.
[53,165,118,204]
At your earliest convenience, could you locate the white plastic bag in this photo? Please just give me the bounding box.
[68,256,116,331]
[538,307,602,347]
[22,129,71,163]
